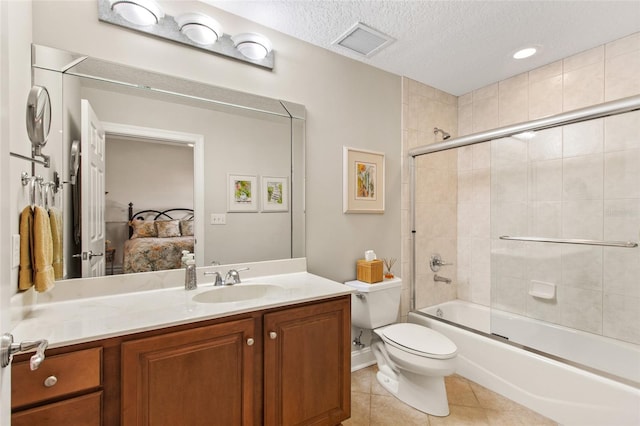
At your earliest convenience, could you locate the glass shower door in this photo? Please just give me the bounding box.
[489,109,640,381]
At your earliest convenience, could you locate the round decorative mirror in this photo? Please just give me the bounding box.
[25,85,52,148]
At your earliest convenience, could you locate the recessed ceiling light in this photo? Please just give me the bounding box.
[513,47,537,59]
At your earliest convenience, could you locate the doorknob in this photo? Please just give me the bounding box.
[1,333,48,369]
[88,251,104,259]
[72,251,104,260]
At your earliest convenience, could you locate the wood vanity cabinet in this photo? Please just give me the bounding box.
[121,317,257,425]
[11,295,350,426]
[264,297,351,425]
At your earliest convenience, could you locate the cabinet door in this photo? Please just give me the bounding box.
[122,318,256,426]
[264,297,351,426]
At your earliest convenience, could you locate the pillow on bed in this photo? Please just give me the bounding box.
[180,219,194,237]
[129,220,157,239]
[156,219,181,238]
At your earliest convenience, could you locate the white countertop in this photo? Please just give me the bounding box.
[10,260,353,349]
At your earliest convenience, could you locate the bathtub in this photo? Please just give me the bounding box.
[409,300,640,426]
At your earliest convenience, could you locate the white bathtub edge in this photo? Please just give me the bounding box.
[409,311,640,426]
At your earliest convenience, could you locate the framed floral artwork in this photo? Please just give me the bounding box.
[343,147,385,213]
[228,174,258,212]
[262,176,288,212]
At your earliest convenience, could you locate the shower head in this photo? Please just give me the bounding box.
[434,127,451,140]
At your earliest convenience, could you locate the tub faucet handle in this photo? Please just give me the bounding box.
[430,254,453,272]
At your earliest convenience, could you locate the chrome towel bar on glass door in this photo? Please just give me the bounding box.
[499,236,638,248]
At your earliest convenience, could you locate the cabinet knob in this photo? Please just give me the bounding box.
[269,331,277,340]
[246,338,254,346]
[43,375,58,387]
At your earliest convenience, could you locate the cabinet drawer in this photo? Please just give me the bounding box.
[12,391,102,426]
[12,347,102,409]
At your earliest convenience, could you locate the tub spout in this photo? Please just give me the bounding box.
[434,274,452,284]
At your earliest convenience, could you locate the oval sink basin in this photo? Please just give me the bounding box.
[192,284,285,304]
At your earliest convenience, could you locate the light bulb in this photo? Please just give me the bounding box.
[111,0,164,26]
[232,33,272,60]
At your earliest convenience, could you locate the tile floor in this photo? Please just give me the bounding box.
[343,366,558,426]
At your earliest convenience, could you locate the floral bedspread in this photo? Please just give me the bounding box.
[123,237,194,273]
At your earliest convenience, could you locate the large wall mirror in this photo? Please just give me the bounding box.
[31,44,305,281]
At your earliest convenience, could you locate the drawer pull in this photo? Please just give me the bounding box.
[43,375,58,387]
[246,338,254,346]
[269,331,277,340]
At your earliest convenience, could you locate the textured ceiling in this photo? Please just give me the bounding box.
[202,0,640,96]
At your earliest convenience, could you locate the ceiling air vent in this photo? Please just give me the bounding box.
[333,22,394,57]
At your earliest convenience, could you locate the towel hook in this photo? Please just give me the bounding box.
[29,176,37,209]
[41,181,57,210]
[20,171,30,186]
[49,183,56,208]
[43,183,50,210]
[29,176,43,209]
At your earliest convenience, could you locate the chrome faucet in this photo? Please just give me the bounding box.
[224,269,242,285]
[204,267,249,286]
[204,271,223,286]
[184,262,197,290]
[433,274,452,284]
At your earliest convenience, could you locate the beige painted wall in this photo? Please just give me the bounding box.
[6,1,36,299]
[0,1,27,419]
[30,0,402,284]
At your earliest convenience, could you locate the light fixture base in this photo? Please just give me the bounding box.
[98,0,274,70]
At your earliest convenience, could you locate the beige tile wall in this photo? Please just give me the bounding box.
[401,32,639,338]
[457,32,640,343]
[400,79,458,320]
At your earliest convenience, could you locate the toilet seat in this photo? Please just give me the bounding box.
[377,323,457,359]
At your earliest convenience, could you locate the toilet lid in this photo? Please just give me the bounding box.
[379,323,457,358]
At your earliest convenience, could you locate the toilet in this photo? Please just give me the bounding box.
[346,278,457,416]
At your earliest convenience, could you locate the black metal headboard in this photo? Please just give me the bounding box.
[128,202,194,238]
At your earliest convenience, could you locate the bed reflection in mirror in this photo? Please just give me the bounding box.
[121,205,195,274]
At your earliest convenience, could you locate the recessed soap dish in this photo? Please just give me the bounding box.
[529,280,556,300]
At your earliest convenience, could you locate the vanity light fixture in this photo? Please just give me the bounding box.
[513,47,537,59]
[98,0,274,70]
[175,13,223,45]
[110,0,164,26]
[232,33,273,60]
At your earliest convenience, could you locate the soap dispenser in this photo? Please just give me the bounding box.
[184,260,197,291]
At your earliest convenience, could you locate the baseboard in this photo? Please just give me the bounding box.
[351,346,376,372]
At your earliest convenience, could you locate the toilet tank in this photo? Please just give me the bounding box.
[345,278,402,329]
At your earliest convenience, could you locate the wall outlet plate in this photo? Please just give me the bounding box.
[210,213,226,225]
[12,234,20,268]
